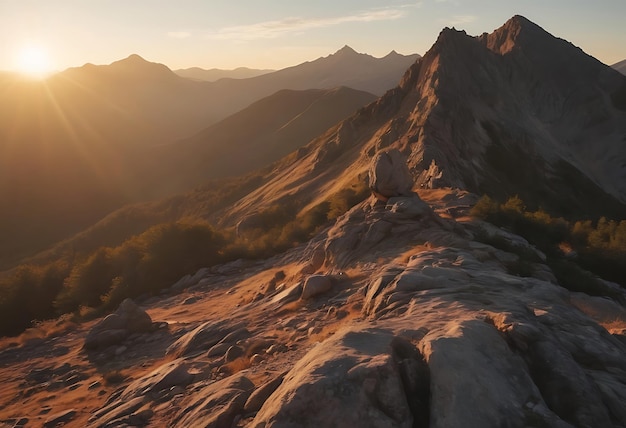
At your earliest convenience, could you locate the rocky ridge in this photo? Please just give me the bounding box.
[217,15,626,229]
[1,151,626,427]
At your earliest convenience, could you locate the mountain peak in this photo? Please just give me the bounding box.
[483,15,551,55]
[334,45,359,56]
[108,54,175,78]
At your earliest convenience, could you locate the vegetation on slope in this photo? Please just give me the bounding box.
[471,195,626,300]
[0,181,369,337]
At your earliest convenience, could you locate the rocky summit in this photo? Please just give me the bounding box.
[1,15,626,428]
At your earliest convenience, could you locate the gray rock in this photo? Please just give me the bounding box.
[173,373,254,427]
[252,329,417,427]
[44,409,76,427]
[166,320,241,358]
[83,299,153,350]
[225,345,245,362]
[270,283,303,305]
[244,372,286,413]
[301,275,333,300]
[120,359,193,401]
[369,148,414,200]
[89,396,145,427]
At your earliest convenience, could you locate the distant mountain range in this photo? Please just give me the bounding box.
[1,46,408,267]
[142,87,377,196]
[174,66,274,81]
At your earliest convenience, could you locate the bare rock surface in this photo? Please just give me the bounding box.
[369,148,415,200]
[252,328,421,428]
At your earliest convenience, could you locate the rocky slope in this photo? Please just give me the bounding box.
[1,177,625,427]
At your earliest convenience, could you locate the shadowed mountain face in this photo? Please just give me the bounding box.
[220,15,626,225]
[613,59,626,75]
[174,66,274,81]
[142,87,377,197]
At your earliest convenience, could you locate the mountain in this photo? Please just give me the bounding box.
[217,15,626,226]
[613,59,626,75]
[243,46,420,97]
[2,16,626,428]
[142,86,377,195]
[0,47,408,268]
[174,66,274,81]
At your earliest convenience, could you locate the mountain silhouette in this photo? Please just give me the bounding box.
[0,48,408,268]
[141,86,377,197]
[174,66,274,81]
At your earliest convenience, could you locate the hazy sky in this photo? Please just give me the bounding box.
[1,0,625,73]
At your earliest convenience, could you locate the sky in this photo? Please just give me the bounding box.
[1,0,625,75]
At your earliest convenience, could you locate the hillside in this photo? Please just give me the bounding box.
[142,86,377,195]
[0,45,405,268]
[216,16,626,227]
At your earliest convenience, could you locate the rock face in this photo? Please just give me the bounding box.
[252,329,425,427]
[84,299,153,350]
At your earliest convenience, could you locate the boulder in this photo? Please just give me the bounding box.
[369,149,414,200]
[120,359,193,401]
[301,275,333,300]
[244,372,286,413]
[173,373,254,427]
[166,320,242,358]
[252,328,421,427]
[84,299,153,350]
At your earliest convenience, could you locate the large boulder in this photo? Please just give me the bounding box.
[252,328,426,427]
[369,149,414,200]
[84,299,153,350]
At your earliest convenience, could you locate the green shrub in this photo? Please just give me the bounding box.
[471,195,626,292]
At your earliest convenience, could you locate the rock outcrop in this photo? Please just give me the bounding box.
[369,148,415,201]
[84,299,154,350]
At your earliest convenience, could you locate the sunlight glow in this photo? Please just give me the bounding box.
[15,44,53,78]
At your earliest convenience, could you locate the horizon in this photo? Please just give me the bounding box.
[1,1,625,77]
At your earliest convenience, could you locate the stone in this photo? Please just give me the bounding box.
[368,148,414,200]
[43,409,76,427]
[166,320,241,358]
[83,299,153,350]
[301,275,333,300]
[252,329,418,427]
[120,359,193,401]
[225,345,245,362]
[270,283,303,305]
[173,373,254,427]
[244,372,286,413]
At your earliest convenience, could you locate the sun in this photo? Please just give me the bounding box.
[15,44,53,78]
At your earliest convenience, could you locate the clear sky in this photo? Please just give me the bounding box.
[1,0,625,75]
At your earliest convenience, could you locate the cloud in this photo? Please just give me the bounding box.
[168,31,192,39]
[207,8,408,41]
[447,15,477,26]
